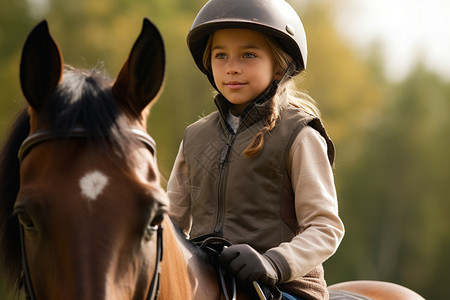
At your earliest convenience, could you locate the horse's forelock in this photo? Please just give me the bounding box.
[45,66,138,160]
[49,66,115,131]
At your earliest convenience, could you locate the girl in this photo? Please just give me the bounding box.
[167,0,344,299]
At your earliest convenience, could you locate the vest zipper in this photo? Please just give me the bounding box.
[214,133,235,235]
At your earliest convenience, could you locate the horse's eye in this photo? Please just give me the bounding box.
[151,212,164,228]
[144,212,164,241]
[17,212,35,231]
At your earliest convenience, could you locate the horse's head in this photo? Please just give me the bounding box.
[13,19,168,300]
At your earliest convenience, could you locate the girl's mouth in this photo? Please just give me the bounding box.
[225,81,246,89]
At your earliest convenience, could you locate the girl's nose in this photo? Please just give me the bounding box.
[226,58,241,75]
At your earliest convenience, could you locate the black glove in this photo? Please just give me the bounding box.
[220,244,280,287]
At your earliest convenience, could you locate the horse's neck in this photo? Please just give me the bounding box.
[159,220,222,300]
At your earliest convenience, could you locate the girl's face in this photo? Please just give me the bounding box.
[210,29,279,113]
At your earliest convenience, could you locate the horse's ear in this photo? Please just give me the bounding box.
[20,20,63,111]
[113,18,165,115]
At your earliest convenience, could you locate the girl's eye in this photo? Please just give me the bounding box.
[243,53,256,59]
[215,53,227,59]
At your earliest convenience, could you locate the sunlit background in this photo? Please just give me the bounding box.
[335,0,450,82]
[1,0,449,299]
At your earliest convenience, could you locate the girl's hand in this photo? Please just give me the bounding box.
[220,244,279,286]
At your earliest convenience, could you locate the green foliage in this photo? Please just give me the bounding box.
[330,66,450,298]
[0,0,34,133]
[1,0,448,299]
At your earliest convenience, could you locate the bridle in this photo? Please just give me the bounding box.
[17,127,164,300]
[17,127,158,161]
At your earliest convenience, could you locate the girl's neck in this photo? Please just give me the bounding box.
[229,104,245,116]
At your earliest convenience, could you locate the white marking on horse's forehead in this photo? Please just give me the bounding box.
[79,170,109,201]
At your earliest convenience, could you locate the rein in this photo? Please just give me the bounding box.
[191,235,237,300]
[16,127,163,300]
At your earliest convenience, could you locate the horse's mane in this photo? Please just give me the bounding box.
[0,65,141,287]
[169,217,215,265]
[0,109,30,286]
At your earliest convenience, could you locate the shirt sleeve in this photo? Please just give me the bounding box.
[264,126,345,282]
[166,141,193,237]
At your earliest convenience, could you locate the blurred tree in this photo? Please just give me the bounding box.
[298,2,388,159]
[0,0,35,133]
[334,62,450,299]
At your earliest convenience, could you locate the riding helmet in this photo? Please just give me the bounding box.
[187,0,308,78]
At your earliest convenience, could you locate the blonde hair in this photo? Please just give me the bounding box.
[203,32,320,157]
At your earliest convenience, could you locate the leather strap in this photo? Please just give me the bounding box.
[18,127,156,162]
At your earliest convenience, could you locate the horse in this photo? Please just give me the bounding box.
[0,20,425,300]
